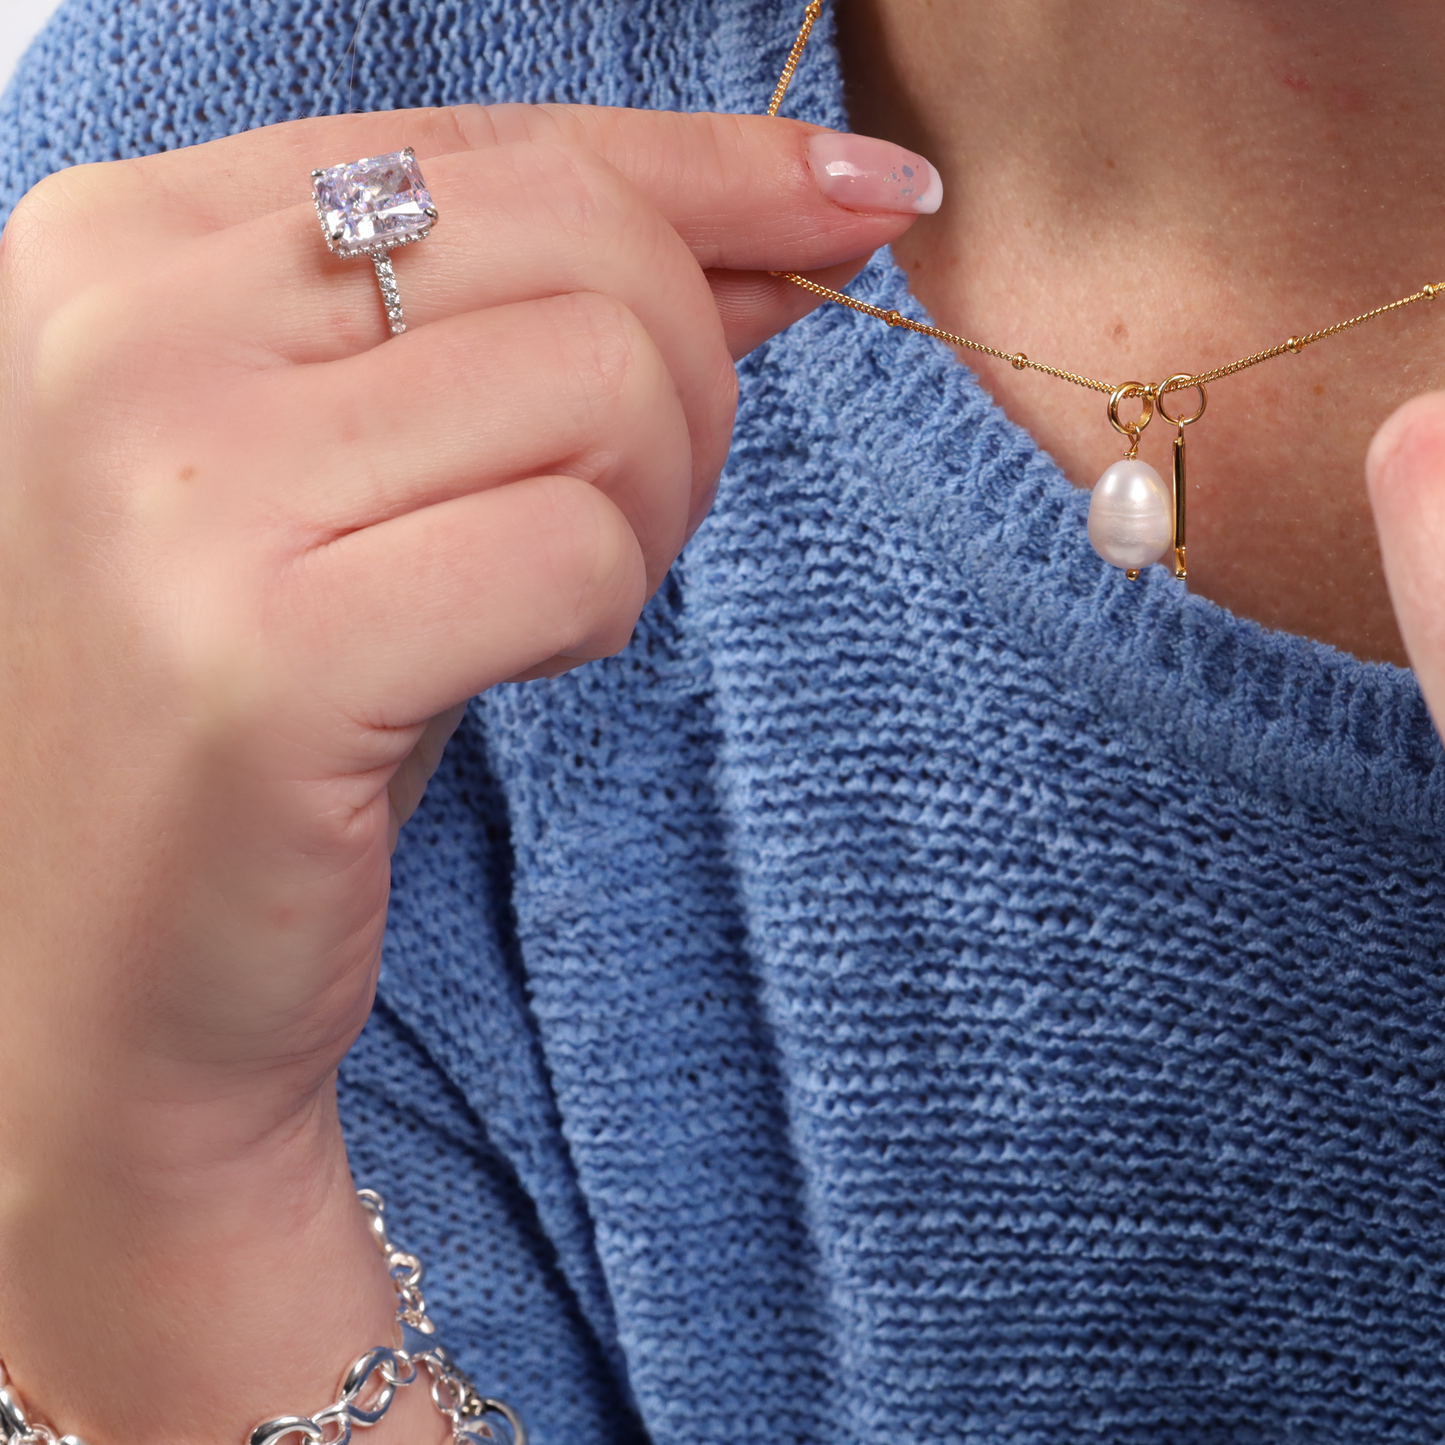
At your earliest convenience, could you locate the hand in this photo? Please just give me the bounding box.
[1369,393,1445,719]
[0,103,935,1443]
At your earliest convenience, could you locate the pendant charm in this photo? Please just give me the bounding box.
[1168,428,1188,579]
[1156,373,1205,581]
[1088,458,1174,572]
[1090,376,1206,580]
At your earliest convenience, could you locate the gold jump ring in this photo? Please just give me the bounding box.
[1108,382,1154,442]
[1154,374,1207,428]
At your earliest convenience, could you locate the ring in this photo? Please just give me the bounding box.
[1107,381,1154,443]
[1154,372,1208,428]
[311,148,437,336]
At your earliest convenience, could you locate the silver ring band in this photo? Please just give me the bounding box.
[372,253,405,335]
[311,147,437,339]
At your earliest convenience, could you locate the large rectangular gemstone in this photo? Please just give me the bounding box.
[312,149,434,257]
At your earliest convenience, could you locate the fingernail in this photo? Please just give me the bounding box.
[807,132,943,215]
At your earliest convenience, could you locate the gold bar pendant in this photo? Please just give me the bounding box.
[1172,429,1188,580]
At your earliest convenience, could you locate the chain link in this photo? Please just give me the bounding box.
[0,1193,525,1445]
[767,1,1445,398]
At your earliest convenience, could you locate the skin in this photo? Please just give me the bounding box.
[837,0,1445,664]
[5,11,1445,1445]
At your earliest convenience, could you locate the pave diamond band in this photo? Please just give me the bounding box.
[312,147,436,337]
[372,253,405,334]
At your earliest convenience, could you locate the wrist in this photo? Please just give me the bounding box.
[0,1087,415,1445]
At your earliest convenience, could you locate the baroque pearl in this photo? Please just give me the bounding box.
[1088,459,1173,572]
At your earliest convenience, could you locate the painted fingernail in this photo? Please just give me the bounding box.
[807,132,943,215]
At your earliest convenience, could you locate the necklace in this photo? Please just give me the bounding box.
[766,0,1445,581]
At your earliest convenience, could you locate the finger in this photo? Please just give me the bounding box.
[1367,392,1445,724]
[253,292,693,590]
[150,142,737,518]
[33,107,933,284]
[707,256,873,360]
[287,475,646,730]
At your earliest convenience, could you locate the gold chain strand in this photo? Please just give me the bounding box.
[766,0,1445,398]
[1185,284,1444,388]
[766,0,823,118]
[773,271,1121,392]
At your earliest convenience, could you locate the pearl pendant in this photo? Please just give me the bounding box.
[1088,458,1173,573]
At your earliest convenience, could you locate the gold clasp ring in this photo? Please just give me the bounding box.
[1108,382,1154,459]
[1154,374,1207,428]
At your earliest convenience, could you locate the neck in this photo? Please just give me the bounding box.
[838,0,1445,664]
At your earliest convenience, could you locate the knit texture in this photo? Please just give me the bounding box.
[7,4,1445,1442]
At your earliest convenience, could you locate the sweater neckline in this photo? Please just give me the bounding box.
[699,0,1445,838]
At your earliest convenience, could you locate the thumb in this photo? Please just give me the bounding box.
[1367,392,1445,720]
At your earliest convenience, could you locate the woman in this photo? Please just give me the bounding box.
[1,0,1443,1441]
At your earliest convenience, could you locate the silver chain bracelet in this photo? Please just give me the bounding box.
[0,1191,525,1445]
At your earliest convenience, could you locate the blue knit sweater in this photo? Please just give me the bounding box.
[7,3,1445,1442]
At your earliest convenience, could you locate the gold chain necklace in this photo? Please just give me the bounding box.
[766,0,1445,580]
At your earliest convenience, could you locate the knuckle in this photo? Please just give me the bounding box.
[1,178,75,304]
[445,102,503,150]
[540,289,647,408]
[488,101,588,148]
[28,279,148,419]
[7,167,89,237]
[1,163,136,294]
[2,164,166,411]
[513,140,624,240]
[499,139,677,288]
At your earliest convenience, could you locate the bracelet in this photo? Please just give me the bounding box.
[0,1191,525,1445]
